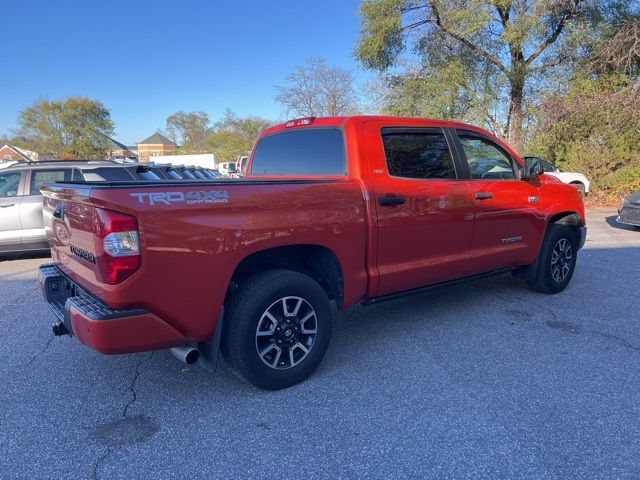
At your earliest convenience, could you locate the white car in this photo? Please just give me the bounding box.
[525,157,590,195]
[217,162,237,176]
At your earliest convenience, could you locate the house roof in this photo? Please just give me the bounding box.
[138,132,176,146]
[103,135,129,151]
[0,144,38,162]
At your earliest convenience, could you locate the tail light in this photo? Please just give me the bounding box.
[95,208,141,284]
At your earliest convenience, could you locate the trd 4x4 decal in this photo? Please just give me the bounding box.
[130,190,229,206]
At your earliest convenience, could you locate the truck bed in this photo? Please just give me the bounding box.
[40,177,369,347]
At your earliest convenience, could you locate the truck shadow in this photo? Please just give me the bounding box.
[2,245,638,400]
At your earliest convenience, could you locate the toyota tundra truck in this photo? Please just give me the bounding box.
[38,116,586,390]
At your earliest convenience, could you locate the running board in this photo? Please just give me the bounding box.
[361,268,514,307]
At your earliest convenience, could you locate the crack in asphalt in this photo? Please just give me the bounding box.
[92,351,157,479]
[596,331,640,353]
[122,351,155,418]
[91,448,113,480]
[28,335,54,365]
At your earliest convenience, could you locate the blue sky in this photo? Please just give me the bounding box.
[0,0,368,144]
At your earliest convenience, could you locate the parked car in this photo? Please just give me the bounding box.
[38,116,586,390]
[0,160,181,256]
[617,191,640,228]
[0,160,140,255]
[524,156,590,194]
[236,155,249,176]
[0,160,18,170]
[217,162,237,176]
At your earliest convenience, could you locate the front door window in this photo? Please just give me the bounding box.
[458,134,516,180]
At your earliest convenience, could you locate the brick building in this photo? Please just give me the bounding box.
[136,133,177,162]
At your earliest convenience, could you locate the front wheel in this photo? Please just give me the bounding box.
[527,224,578,294]
[222,269,332,390]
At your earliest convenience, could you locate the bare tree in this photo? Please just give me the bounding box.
[275,57,359,117]
[590,19,640,78]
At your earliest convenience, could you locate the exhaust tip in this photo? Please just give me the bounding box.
[170,345,200,365]
[184,348,200,365]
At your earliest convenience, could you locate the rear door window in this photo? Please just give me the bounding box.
[0,171,22,197]
[381,129,457,179]
[250,128,345,176]
[30,169,71,195]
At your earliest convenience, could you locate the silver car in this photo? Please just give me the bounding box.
[0,160,138,255]
[617,191,640,229]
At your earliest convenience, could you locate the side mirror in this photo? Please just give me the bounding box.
[228,164,237,173]
[523,157,543,179]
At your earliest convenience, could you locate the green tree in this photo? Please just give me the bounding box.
[356,0,611,153]
[275,57,360,117]
[14,97,114,159]
[529,18,640,197]
[165,111,211,153]
[206,109,272,162]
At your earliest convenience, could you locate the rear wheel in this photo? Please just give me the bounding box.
[527,224,578,294]
[222,269,332,390]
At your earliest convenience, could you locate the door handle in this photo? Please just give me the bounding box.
[378,196,405,206]
[0,203,15,208]
[475,192,493,200]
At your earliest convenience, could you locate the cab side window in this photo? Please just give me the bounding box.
[381,129,457,179]
[30,169,71,195]
[0,171,22,197]
[458,133,515,180]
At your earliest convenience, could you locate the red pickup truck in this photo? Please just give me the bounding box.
[39,116,586,389]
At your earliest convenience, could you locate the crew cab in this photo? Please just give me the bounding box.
[38,116,586,389]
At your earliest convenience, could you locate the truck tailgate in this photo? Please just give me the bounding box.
[41,183,106,290]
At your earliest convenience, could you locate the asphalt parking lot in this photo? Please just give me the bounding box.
[1,207,638,479]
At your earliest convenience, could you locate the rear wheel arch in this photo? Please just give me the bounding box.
[227,244,344,309]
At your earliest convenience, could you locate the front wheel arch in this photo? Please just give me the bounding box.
[513,212,582,282]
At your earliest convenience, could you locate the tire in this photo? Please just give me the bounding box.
[527,224,578,294]
[222,269,332,390]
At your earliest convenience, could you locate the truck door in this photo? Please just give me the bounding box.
[451,129,544,273]
[364,122,475,296]
[0,170,24,251]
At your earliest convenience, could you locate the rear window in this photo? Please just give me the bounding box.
[250,128,345,176]
[30,169,71,195]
